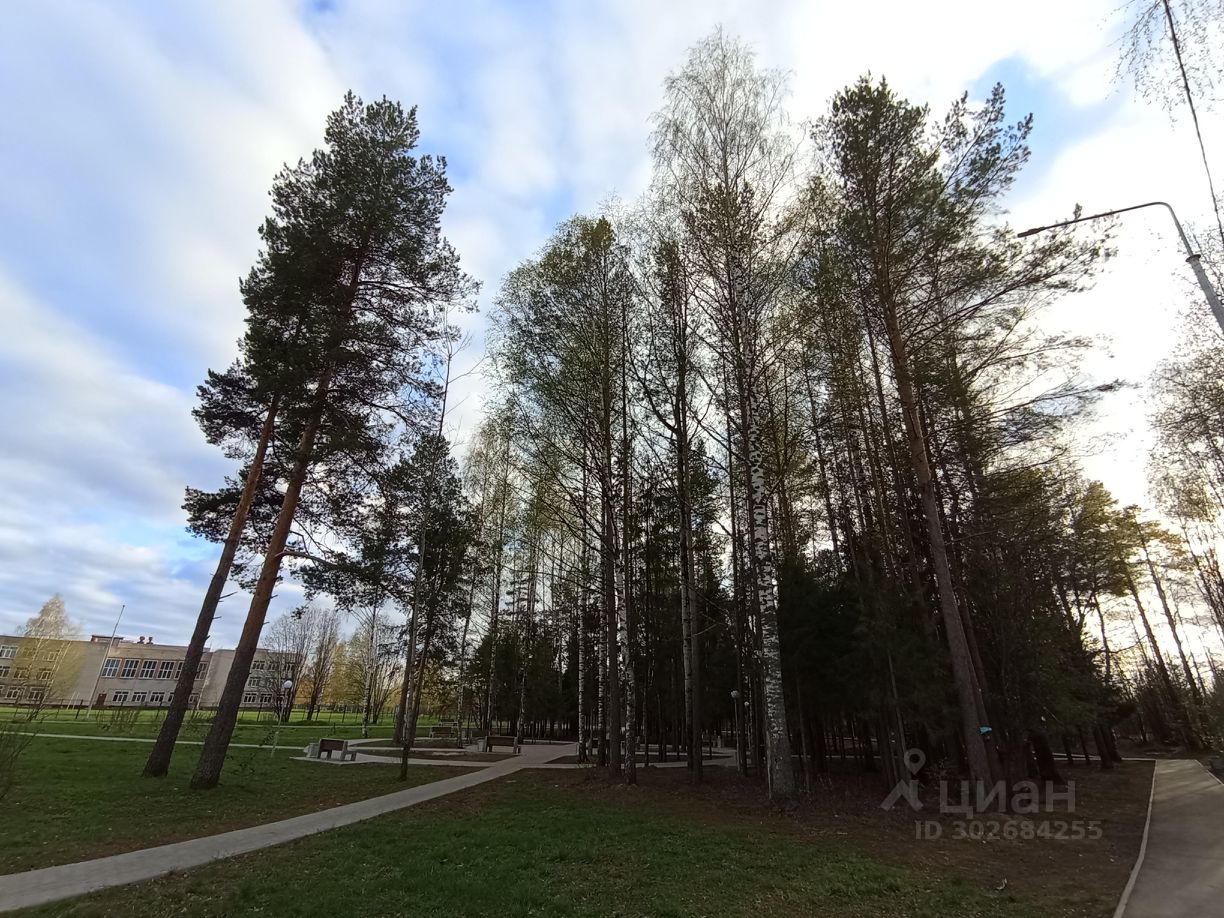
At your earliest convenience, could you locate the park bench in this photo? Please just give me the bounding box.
[481,734,518,753]
[318,737,357,761]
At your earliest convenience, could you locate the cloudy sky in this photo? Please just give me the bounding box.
[1,0,1221,647]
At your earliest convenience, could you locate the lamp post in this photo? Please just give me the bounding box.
[731,689,747,776]
[1017,200,1224,334]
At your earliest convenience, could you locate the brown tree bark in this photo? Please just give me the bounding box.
[880,304,995,795]
[191,373,330,789]
[144,394,280,777]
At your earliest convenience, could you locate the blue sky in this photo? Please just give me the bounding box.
[1,0,1220,648]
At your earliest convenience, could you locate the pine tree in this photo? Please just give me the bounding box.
[189,93,471,789]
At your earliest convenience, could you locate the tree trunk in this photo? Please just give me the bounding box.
[144,394,280,777]
[191,372,330,790]
[676,382,702,784]
[482,460,510,736]
[1030,732,1064,784]
[1124,567,1198,748]
[880,305,994,795]
[393,603,416,746]
[744,401,795,798]
[1143,546,1204,707]
[601,497,622,776]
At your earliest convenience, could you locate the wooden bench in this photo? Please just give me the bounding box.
[318,738,356,761]
[483,734,518,753]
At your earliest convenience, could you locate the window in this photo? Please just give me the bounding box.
[0,666,8,679]
[25,689,45,703]
[259,693,272,705]
[149,692,165,704]
[36,669,52,681]
[139,660,156,679]
[131,692,147,704]
[120,659,138,678]
[188,693,199,705]
[111,691,129,704]
[158,661,175,679]
[252,660,266,671]
[0,645,15,659]
[13,667,29,680]
[242,692,256,704]
[46,650,59,663]
[195,662,209,680]
[101,659,119,678]
[173,661,184,679]
[3,687,19,701]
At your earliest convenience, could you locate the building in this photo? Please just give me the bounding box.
[0,632,300,711]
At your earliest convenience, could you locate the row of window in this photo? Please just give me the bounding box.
[0,686,45,702]
[0,685,282,706]
[250,660,292,673]
[99,659,208,681]
[0,645,60,662]
[108,691,167,705]
[0,666,53,681]
[99,691,273,706]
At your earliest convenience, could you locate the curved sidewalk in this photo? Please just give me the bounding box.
[1117,759,1224,917]
[0,741,567,913]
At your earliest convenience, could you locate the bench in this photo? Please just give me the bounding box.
[482,734,518,753]
[318,738,356,761]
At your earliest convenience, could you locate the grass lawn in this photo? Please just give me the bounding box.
[15,719,395,745]
[2,708,435,744]
[13,762,1150,917]
[0,736,468,874]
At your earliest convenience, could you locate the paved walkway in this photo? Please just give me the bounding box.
[0,741,569,913]
[1118,760,1224,917]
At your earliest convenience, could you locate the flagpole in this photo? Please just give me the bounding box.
[84,604,124,719]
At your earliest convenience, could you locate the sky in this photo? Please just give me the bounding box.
[1,0,1222,649]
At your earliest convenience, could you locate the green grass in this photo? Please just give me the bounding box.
[0,736,466,873]
[2,709,446,744]
[20,774,1039,918]
[15,719,394,744]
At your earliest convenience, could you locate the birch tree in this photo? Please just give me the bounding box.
[651,30,800,797]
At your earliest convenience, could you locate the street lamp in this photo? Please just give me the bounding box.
[731,689,746,775]
[281,678,294,723]
[1017,201,1224,334]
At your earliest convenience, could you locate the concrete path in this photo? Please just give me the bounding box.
[1117,760,1224,917]
[0,741,568,913]
[295,751,496,767]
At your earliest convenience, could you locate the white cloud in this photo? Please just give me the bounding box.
[2,0,1221,652]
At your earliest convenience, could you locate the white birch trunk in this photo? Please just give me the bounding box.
[613,525,635,783]
[744,400,795,798]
